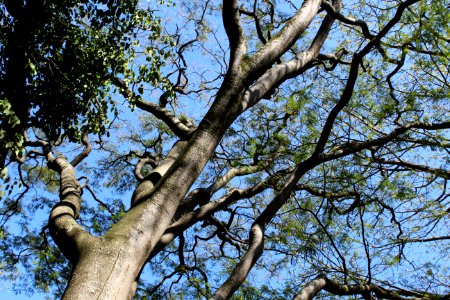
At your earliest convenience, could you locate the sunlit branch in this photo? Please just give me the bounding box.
[242,0,341,111]
[44,145,92,263]
[246,0,323,76]
[211,220,264,300]
[223,0,247,71]
[293,274,448,300]
[208,157,276,193]
[112,76,194,139]
[149,176,276,260]
[292,275,326,300]
[134,153,158,182]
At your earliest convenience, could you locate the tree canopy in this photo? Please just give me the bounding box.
[0,0,449,299]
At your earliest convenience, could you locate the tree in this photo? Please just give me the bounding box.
[1,0,449,299]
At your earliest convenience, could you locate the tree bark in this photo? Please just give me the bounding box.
[59,55,250,298]
[62,237,141,300]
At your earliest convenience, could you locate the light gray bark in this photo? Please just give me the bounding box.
[57,0,423,298]
[292,277,327,300]
[130,140,188,207]
[62,50,250,299]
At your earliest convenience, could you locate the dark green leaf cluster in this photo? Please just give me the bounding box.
[0,0,166,145]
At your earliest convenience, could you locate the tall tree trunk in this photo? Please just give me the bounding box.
[62,237,141,300]
[59,70,248,298]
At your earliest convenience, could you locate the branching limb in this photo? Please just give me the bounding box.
[211,223,264,300]
[149,176,274,260]
[212,5,426,288]
[210,120,449,298]
[402,235,450,244]
[113,77,194,139]
[223,0,247,71]
[246,0,323,75]
[321,0,374,39]
[317,49,351,71]
[372,157,450,179]
[208,157,276,194]
[130,140,188,207]
[174,151,283,220]
[242,0,341,111]
[296,184,358,200]
[313,0,420,156]
[325,121,450,161]
[313,54,360,156]
[133,153,158,182]
[44,145,92,263]
[381,41,445,57]
[70,132,92,167]
[296,184,364,215]
[211,159,317,299]
[293,275,449,300]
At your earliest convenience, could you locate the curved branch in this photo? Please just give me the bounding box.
[130,140,188,207]
[135,100,194,138]
[211,159,318,299]
[208,158,275,194]
[70,132,92,167]
[223,0,247,71]
[294,275,448,300]
[242,0,341,111]
[321,0,374,39]
[44,146,91,263]
[317,49,351,70]
[247,0,323,75]
[211,223,264,300]
[112,76,194,139]
[174,147,284,219]
[292,276,327,300]
[150,177,274,260]
[312,54,360,156]
[134,154,158,182]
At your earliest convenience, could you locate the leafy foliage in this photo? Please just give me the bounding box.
[1,0,450,299]
[0,0,171,159]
